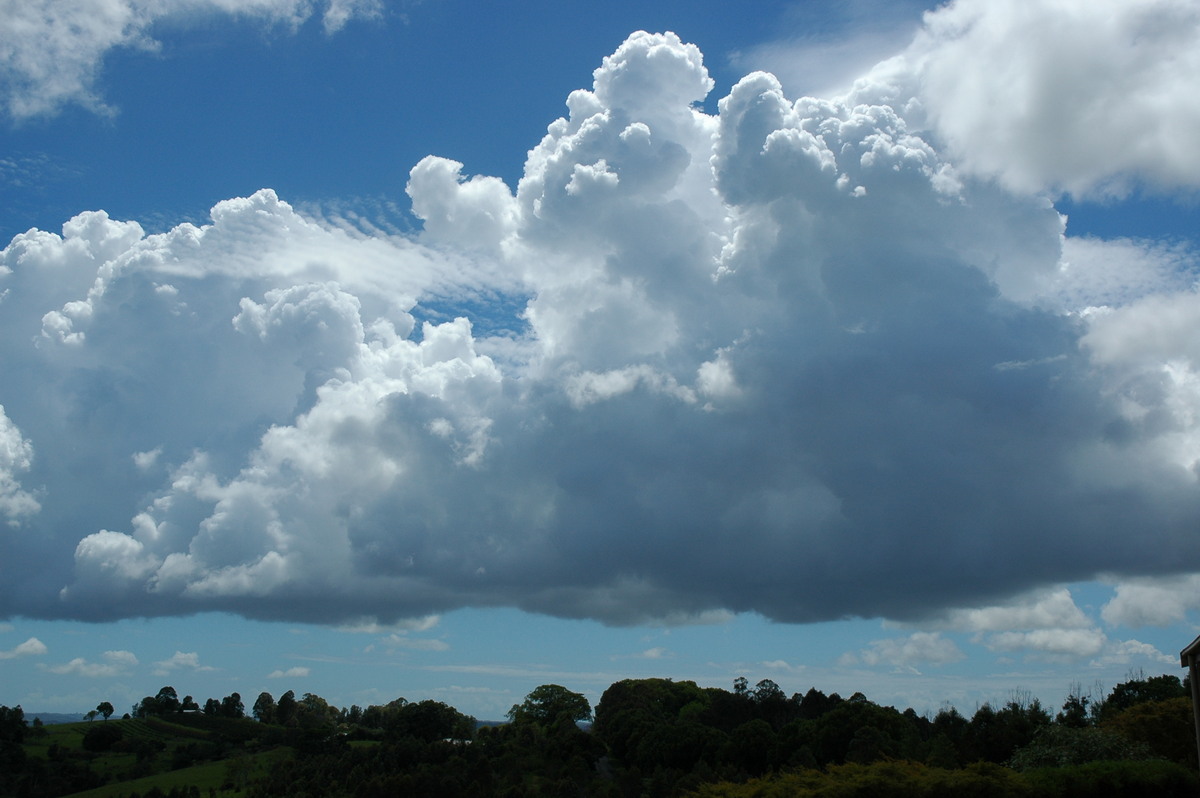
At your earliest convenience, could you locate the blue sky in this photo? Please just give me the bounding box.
[2,0,1200,723]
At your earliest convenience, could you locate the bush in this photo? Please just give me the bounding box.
[1101,697,1196,767]
[81,722,125,752]
[1009,725,1151,771]
[1023,759,1198,798]
[687,761,1033,798]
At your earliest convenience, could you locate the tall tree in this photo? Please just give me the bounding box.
[0,705,27,773]
[221,692,245,719]
[253,692,277,724]
[277,690,298,727]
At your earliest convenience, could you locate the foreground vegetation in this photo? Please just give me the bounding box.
[1,673,1195,797]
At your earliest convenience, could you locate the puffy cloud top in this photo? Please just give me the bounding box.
[3,28,1200,629]
[888,0,1200,196]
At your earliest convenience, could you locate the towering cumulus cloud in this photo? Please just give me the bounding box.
[2,25,1199,627]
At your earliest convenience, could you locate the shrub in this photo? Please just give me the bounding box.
[1023,759,1198,798]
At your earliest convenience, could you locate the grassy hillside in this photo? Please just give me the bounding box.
[19,716,287,798]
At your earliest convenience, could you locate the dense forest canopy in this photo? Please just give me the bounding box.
[2,671,1197,797]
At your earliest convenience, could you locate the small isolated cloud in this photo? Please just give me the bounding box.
[268,666,311,679]
[0,0,382,120]
[152,650,214,676]
[132,448,162,471]
[0,636,48,660]
[844,632,965,670]
[637,647,671,660]
[43,649,137,677]
[761,659,805,675]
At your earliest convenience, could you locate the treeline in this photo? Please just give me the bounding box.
[2,672,1197,797]
[236,672,1200,796]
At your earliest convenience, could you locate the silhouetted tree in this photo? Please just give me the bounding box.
[220,692,244,719]
[386,699,474,742]
[507,684,592,726]
[276,690,298,727]
[252,692,276,724]
[155,686,180,714]
[1096,673,1188,722]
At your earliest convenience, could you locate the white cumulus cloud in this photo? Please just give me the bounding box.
[0,636,48,660]
[846,632,966,669]
[2,29,1200,632]
[0,405,40,522]
[879,0,1200,196]
[1101,574,1200,627]
[152,650,214,675]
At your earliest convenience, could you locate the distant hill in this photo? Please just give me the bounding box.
[26,712,86,725]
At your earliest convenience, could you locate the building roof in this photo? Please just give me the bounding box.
[1180,633,1200,667]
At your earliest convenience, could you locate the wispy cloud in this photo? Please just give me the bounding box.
[268,666,311,679]
[42,649,137,677]
[0,0,382,120]
[383,634,449,652]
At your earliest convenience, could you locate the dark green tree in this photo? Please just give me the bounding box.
[0,705,28,773]
[277,689,298,727]
[1103,696,1196,767]
[387,699,475,742]
[965,697,1051,763]
[1096,673,1188,722]
[96,700,114,721]
[507,684,592,726]
[155,686,180,714]
[252,691,276,724]
[297,693,339,730]
[220,692,245,719]
[1057,692,1092,728]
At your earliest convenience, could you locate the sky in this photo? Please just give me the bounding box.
[2,0,1200,723]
